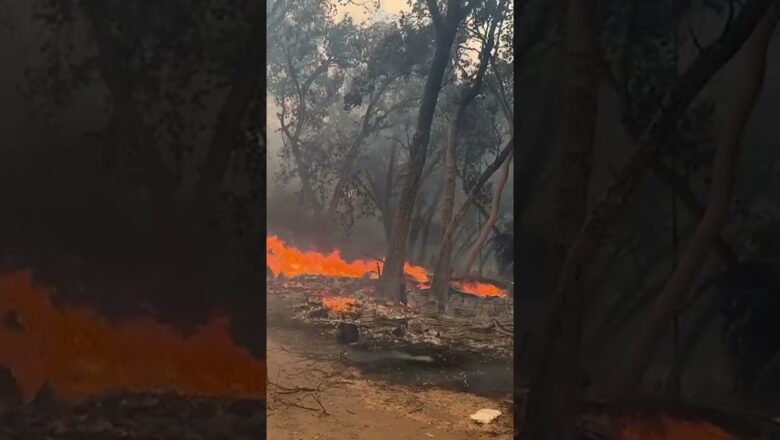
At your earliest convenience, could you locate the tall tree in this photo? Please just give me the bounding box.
[428,0,505,307]
[378,0,473,301]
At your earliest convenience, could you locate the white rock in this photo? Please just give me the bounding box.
[470,408,502,425]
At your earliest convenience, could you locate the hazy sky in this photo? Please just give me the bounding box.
[334,0,410,24]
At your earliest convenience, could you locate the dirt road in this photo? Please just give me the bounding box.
[266,331,513,440]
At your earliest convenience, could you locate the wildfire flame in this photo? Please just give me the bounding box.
[267,235,376,279]
[452,281,506,298]
[321,296,357,314]
[0,271,266,401]
[266,235,506,298]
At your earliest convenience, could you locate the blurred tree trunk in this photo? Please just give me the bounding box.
[612,6,777,401]
[522,0,599,437]
[378,0,468,301]
[663,290,720,396]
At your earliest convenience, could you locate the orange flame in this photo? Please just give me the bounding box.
[402,263,430,284]
[266,235,506,297]
[267,235,376,279]
[321,296,357,314]
[452,281,506,298]
[617,417,736,440]
[0,271,266,401]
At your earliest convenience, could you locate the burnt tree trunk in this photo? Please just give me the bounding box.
[522,0,599,437]
[378,0,468,301]
[612,6,777,400]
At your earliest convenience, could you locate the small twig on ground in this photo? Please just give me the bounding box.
[288,367,330,377]
[408,406,425,414]
[286,401,321,413]
[268,380,317,393]
[311,393,330,415]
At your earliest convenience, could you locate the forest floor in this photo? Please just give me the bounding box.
[266,326,514,440]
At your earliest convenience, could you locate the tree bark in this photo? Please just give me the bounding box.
[611,6,776,401]
[458,152,512,276]
[378,0,467,301]
[522,0,599,437]
[383,139,399,241]
[430,107,466,304]
[416,183,443,264]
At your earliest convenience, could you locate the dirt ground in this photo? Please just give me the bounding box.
[266,332,514,440]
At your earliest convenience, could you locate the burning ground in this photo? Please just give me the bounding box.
[266,235,514,358]
[266,235,514,439]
